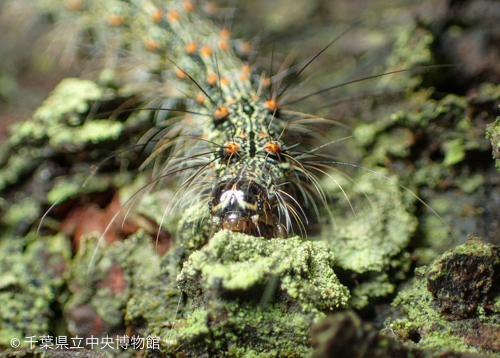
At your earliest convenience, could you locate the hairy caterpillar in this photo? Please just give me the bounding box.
[1,0,498,357]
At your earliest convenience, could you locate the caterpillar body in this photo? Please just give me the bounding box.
[144,2,297,237]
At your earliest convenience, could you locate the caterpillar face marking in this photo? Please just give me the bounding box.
[208,97,291,237]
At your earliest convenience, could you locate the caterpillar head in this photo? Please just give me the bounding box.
[208,179,285,238]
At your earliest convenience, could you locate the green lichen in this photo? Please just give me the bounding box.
[9,79,104,146]
[486,116,500,169]
[458,174,485,194]
[476,82,500,102]
[311,311,462,358]
[48,120,124,148]
[65,231,164,336]
[165,231,350,356]
[176,202,213,252]
[381,23,434,91]
[169,301,316,358]
[321,167,416,309]
[442,138,466,167]
[389,92,485,179]
[352,81,496,265]
[350,279,396,311]
[46,176,111,205]
[0,149,39,191]
[386,236,500,357]
[0,234,71,348]
[2,198,40,228]
[1,1,499,357]
[117,174,180,233]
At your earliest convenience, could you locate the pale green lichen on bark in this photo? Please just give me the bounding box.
[486,116,500,170]
[9,78,105,145]
[51,223,181,345]
[1,0,499,357]
[386,237,500,357]
[352,81,498,267]
[0,233,71,348]
[320,166,416,309]
[379,22,434,91]
[163,231,349,357]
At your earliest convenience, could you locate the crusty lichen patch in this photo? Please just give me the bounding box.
[386,236,500,357]
[65,231,172,341]
[321,167,416,309]
[0,233,71,348]
[9,78,105,146]
[164,231,349,357]
[486,116,500,169]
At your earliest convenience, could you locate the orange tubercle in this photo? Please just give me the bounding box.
[204,2,218,15]
[214,106,229,119]
[224,141,240,155]
[65,0,84,11]
[240,42,251,55]
[264,141,282,154]
[185,41,198,54]
[220,77,231,86]
[151,8,163,23]
[200,45,212,57]
[108,14,124,27]
[219,29,231,38]
[175,68,187,80]
[182,0,195,12]
[218,39,230,51]
[207,73,219,85]
[145,39,159,51]
[241,65,252,74]
[265,99,278,111]
[196,93,205,104]
[166,10,180,22]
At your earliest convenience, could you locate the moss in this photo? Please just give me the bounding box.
[386,236,500,357]
[164,231,349,356]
